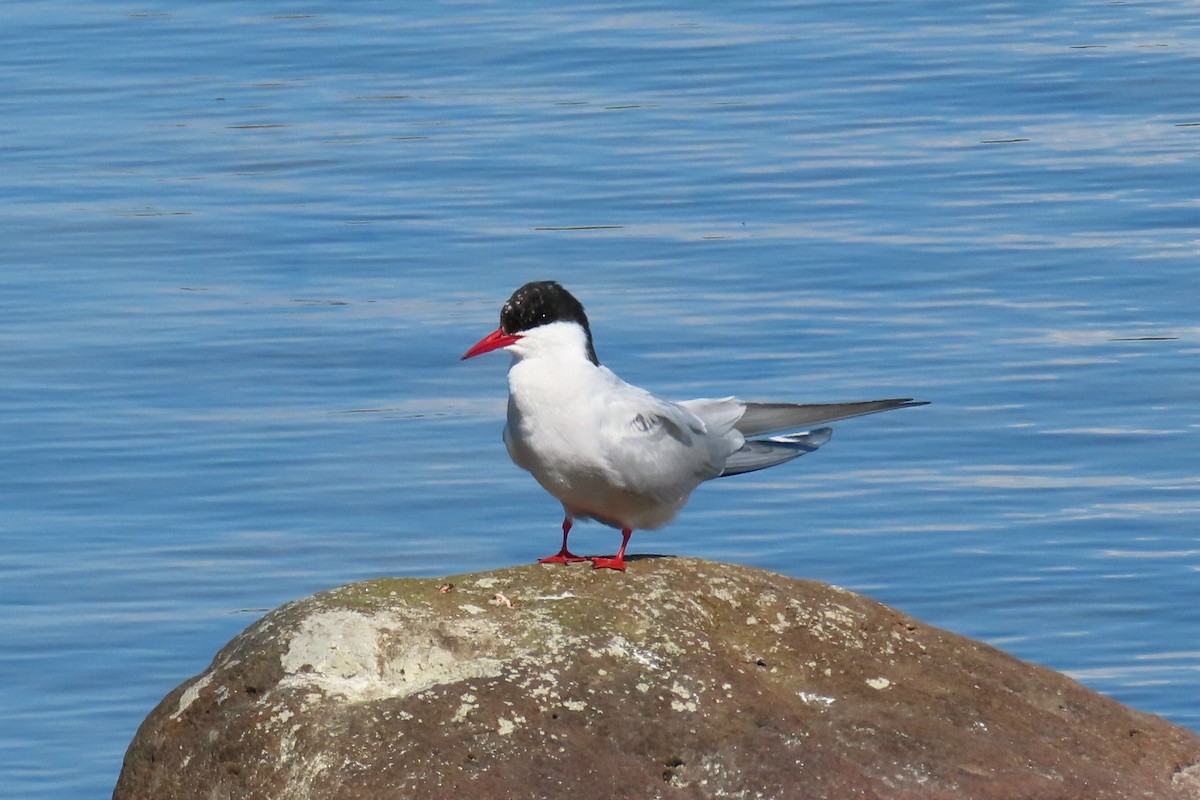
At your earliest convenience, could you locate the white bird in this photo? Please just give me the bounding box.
[462,281,927,571]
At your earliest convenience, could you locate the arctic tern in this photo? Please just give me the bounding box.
[462,281,927,571]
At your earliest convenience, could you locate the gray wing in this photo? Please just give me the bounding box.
[595,384,736,492]
[735,398,928,437]
[718,428,833,477]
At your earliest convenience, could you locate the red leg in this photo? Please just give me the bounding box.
[589,528,632,571]
[538,517,587,564]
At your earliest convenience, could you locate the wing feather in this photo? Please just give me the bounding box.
[718,428,832,477]
[594,386,736,496]
[735,398,928,436]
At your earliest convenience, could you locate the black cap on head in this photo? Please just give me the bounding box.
[500,281,599,365]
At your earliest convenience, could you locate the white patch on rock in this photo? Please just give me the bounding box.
[605,635,661,669]
[756,591,778,607]
[710,586,735,604]
[1171,762,1200,794]
[452,693,479,723]
[170,672,214,720]
[278,610,504,702]
[866,677,892,690]
[798,691,836,707]
[533,591,576,601]
[803,603,868,648]
[496,714,525,735]
[669,681,698,712]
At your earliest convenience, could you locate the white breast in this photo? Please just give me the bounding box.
[502,354,742,530]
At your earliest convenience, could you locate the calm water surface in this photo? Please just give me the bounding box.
[2,2,1198,797]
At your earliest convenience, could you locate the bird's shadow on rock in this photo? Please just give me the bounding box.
[623,553,673,563]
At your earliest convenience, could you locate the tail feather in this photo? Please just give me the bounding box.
[718,428,833,477]
[735,398,927,437]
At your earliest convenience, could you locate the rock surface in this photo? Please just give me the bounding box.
[116,557,1200,799]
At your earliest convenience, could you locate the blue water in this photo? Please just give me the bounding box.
[3,1,1198,796]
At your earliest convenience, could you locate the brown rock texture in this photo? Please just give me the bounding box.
[115,557,1200,800]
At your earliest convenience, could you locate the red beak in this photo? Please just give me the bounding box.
[461,327,523,360]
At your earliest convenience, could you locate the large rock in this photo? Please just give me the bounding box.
[115,557,1200,799]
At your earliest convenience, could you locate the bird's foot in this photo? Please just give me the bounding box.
[537,550,588,565]
[588,555,627,572]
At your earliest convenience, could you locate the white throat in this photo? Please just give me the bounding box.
[506,320,595,365]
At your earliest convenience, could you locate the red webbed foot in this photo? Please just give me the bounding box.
[537,517,587,565]
[588,527,632,571]
[588,555,627,571]
[538,550,588,565]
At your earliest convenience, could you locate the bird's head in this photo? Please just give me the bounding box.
[462,280,599,365]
